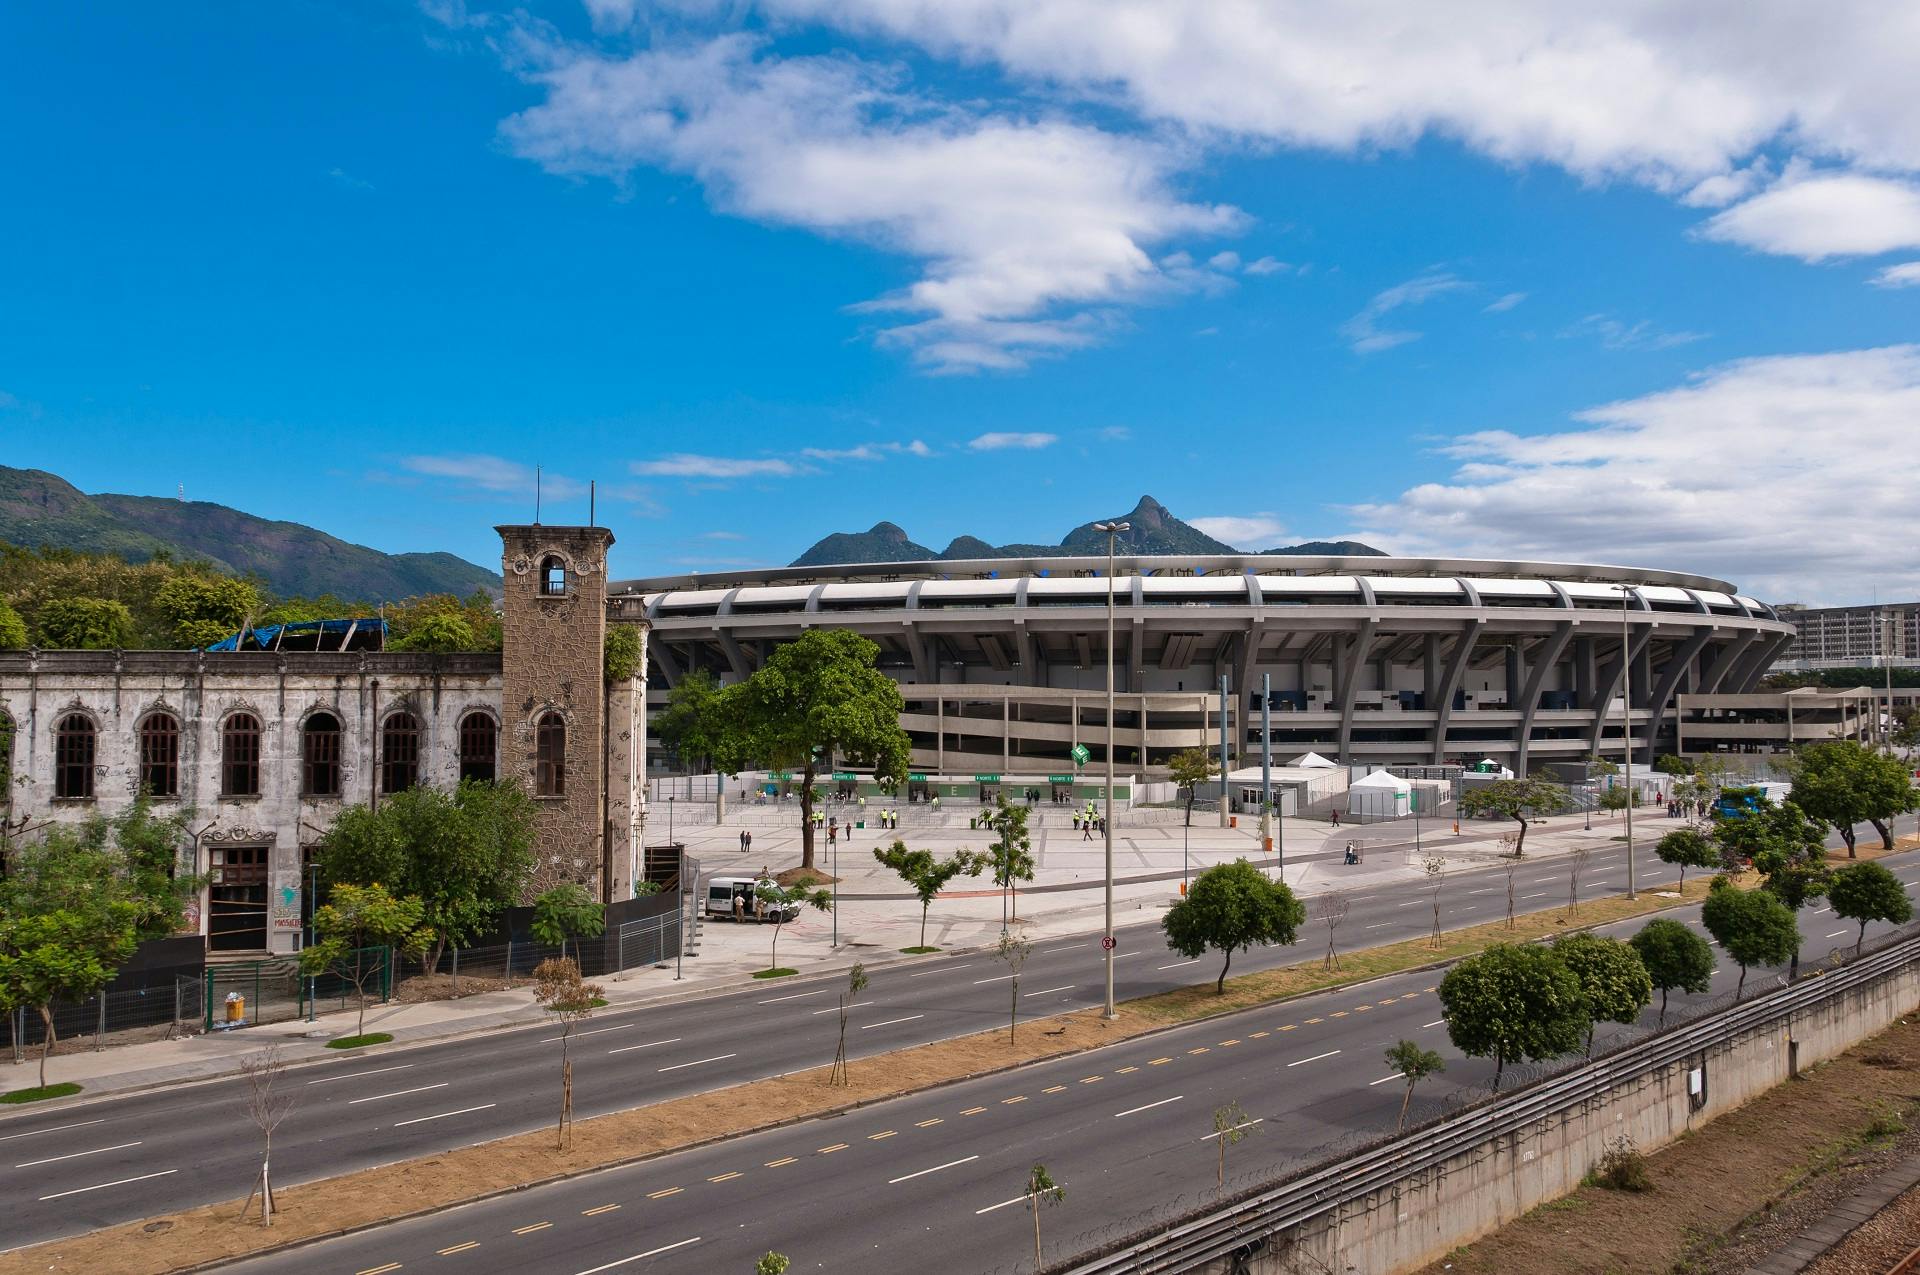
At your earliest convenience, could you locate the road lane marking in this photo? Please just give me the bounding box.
[1827,930,1849,938]
[817,1143,849,1154]
[1521,892,1550,900]
[0,1118,106,1142]
[439,1242,480,1255]
[14,1140,143,1169]
[356,1265,401,1275]
[540,1023,633,1043]
[977,1187,1066,1215]
[1364,923,1391,930]
[1250,1031,1270,1039]
[973,974,1016,984]
[708,1171,743,1182]
[889,1154,980,1184]
[571,1236,701,1274]
[1330,1011,1348,1018]
[1220,1039,1241,1046]
[393,1103,497,1127]
[1114,951,1145,960]
[658,1053,737,1072]
[757,989,830,1003]
[583,1204,621,1216]
[1147,1057,1172,1066]
[1422,1019,1446,1028]
[647,1187,683,1199]
[306,1065,414,1086]
[1187,1047,1209,1055]
[1287,1049,1342,1068]
[916,1118,944,1127]
[37,1169,178,1201]
[1467,888,1497,895]
[609,1037,682,1055]
[1279,1024,1297,1031]
[766,1157,798,1167]
[1157,959,1201,970]
[862,1015,926,1030]
[1040,945,1081,954]
[1002,1096,1027,1105]
[1304,1017,1323,1024]
[514,1222,552,1235]
[1023,985,1076,997]
[1080,1076,1103,1084]
[1200,1118,1264,1141]
[1117,1065,1139,1074]
[870,1129,899,1138]
[1369,1073,1405,1086]
[1397,900,1421,907]
[961,1106,987,1115]
[812,1003,863,1015]
[909,964,971,977]
[1114,1095,1183,1118]
[349,1082,449,1104]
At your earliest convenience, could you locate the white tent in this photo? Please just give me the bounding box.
[1289,751,1339,769]
[1348,769,1412,819]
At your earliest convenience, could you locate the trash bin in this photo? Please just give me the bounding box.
[1229,815,1238,829]
[224,991,245,1025]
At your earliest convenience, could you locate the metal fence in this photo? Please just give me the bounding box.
[6,975,205,1060]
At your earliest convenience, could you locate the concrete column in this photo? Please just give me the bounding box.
[936,697,944,773]
[1423,636,1440,711]
[1505,645,1522,707]
[1002,696,1010,772]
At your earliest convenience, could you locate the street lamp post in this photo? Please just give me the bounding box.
[304,857,319,1023]
[1621,585,1637,901]
[1095,519,1129,1021]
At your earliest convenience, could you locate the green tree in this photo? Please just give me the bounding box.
[995,931,1033,1043]
[827,962,868,1086]
[1629,918,1716,1025]
[153,571,259,649]
[604,625,642,682]
[1788,740,1919,855]
[1654,826,1718,892]
[1168,747,1219,827]
[1210,1099,1255,1187]
[1162,859,1305,993]
[873,840,984,951]
[654,669,726,774]
[0,599,27,648]
[755,1255,791,1275]
[1893,709,1920,750]
[1747,803,1832,979]
[1551,932,1653,1055]
[531,884,606,965]
[316,780,536,974]
[1459,777,1568,856]
[1701,881,1798,997]
[298,883,432,1036]
[986,796,1037,926]
[531,956,602,1149]
[1024,1162,1066,1270]
[1598,786,1631,818]
[1438,943,1588,1088]
[1653,754,1693,776]
[1827,861,1913,954]
[390,611,478,653]
[1383,1039,1445,1131]
[383,592,501,652]
[35,596,136,649]
[753,876,832,974]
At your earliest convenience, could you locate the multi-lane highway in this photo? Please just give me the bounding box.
[0,819,1912,1258]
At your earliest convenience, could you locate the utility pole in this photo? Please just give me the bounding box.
[1218,674,1230,829]
[1621,585,1636,901]
[1094,520,1129,1021]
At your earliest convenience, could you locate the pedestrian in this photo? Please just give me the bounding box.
[1082,819,1093,842]
[739,829,748,852]
[1331,808,1341,827]
[828,825,837,847]
[744,831,753,853]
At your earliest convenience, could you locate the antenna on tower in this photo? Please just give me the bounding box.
[177,483,185,502]
[590,480,596,527]
[535,465,542,525]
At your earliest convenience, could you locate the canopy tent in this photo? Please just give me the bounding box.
[1348,768,1412,819]
[1471,757,1515,778]
[1289,751,1339,769]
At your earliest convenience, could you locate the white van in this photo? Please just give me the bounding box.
[704,876,800,923]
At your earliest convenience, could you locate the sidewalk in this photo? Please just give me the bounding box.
[1,808,1648,1105]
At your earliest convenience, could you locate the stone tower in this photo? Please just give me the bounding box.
[497,524,615,901]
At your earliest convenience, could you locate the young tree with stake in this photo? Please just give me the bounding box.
[1316,890,1350,970]
[754,876,833,975]
[1025,1162,1065,1270]
[828,962,868,1086]
[1383,1040,1445,1131]
[986,798,1036,927]
[240,1047,298,1227]
[1422,854,1446,948]
[1210,1100,1256,1187]
[1629,918,1715,1025]
[1564,844,1590,918]
[873,841,985,952]
[996,932,1034,1043]
[532,957,602,1149]
[1162,859,1305,993]
[1827,861,1913,954]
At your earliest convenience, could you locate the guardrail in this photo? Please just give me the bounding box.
[1057,928,1920,1274]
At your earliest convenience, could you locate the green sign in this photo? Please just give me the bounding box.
[831,772,858,781]
[1047,774,1076,783]
[771,771,793,781]
[974,773,1001,783]
[908,773,928,782]
[1069,743,1091,765]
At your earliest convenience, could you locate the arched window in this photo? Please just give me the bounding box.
[222,712,262,797]
[138,712,181,798]
[540,555,568,596]
[535,711,566,796]
[303,711,342,797]
[458,711,497,783]
[381,711,421,794]
[53,713,96,799]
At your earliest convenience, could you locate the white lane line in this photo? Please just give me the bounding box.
[813,1002,874,1015]
[1528,877,1556,884]
[0,1118,105,1142]
[608,1037,682,1055]
[1811,907,1832,915]
[1521,892,1551,900]
[571,1236,702,1274]
[1114,951,1146,960]
[1040,945,1081,954]
[306,1064,414,1086]
[1422,1019,1446,1028]
[862,1015,926,1031]
[540,1023,634,1043]
[909,964,972,978]
[393,1103,497,1128]
[37,1168,177,1201]
[978,1187,1066,1215]
[1199,1118,1265,1142]
[888,1155,981,1184]
[1396,900,1421,907]
[758,989,831,1004]
[1114,1095,1184,1118]
[348,1082,449,1105]
[973,973,1016,984]
[1023,985,1076,998]
[1157,959,1202,970]
[1467,888,1497,895]
[658,1053,738,1072]
[1364,923,1391,929]
[1368,1073,1405,1087]
[1826,930,1850,939]
[15,1141,142,1169]
[1287,1050,1342,1068]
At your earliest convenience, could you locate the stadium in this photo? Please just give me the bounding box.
[616,552,1795,792]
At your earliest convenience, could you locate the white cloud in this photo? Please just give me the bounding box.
[1243,256,1288,276]
[632,453,800,478]
[1699,170,1920,260]
[1340,271,1470,354]
[1097,425,1131,442]
[800,445,884,462]
[399,453,586,499]
[902,439,934,457]
[1188,513,1288,548]
[1560,314,1709,352]
[702,530,748,540]
[968,431,1058,450]
[500,34,1242,372]
[1347,345,1920,603]
[1207,250,1241,271]
[1680,161,1770,209]
[1872,261,1920,288]
[1484,291,1527,313]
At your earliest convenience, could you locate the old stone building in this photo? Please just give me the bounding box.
[0,525,645,956]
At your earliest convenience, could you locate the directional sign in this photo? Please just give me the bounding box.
[1070,743,1091,765]
[1101,936,1117,950]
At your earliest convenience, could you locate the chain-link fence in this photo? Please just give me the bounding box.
[6,972,205,1060]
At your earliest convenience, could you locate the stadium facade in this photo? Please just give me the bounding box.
[619,553,1796,781]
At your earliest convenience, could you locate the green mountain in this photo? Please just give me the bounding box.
[1261,539,1387,557]
[791,495,1385,566]
[0,466,499,602]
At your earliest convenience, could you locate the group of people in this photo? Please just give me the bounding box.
[1073,804,1107,840]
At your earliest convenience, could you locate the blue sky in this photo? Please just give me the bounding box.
[3,2,1917,603]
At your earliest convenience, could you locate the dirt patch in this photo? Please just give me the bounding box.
[774,866,838,886]
[1412,1015,1920,1275]
[391,972,512,1003]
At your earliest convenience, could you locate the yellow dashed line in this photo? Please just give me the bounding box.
[818,1143,849,1154]
[1147,1056,1173,1066]
[438,1242,479,1255]
[1304,1017,1324,1025]
[582,1204,620,1216]
[1354,1005,1371,1013]
[1220,1039,1241,1047]
[356,1265,402,1275]
[961,1106,987,1116]
[1116,1066,1139,1074]
[1042,1085,1067,1094]
[1080,1075,1103,1084]
[1250,1031,1269,1039]
[1279,1024,1297,1031]
[869,1129,898,1139]
[1330,1011,1348,1018]
[1379,997,1398,1004]
[915,1118,943,1128]
[1425,986,1437,993]
[648,1187,682,1199]
[765,1157,797,1167]
[1001,1096,1026,1105]
[709,1171,743,1182]
[1187,1047,1209,1055]
[512,1222,551,1235]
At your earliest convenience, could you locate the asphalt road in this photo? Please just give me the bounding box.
[231,841,1920,1275]
[0,815,1913,1255]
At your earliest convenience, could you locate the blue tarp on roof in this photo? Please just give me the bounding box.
[205,618,388,652]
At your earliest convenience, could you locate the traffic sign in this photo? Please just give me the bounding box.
[1070,743,1091,765]
[1101,936,1116,950]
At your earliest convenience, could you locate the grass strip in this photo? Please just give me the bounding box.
[0,1082,83,1104]
[324,1032,393,1050]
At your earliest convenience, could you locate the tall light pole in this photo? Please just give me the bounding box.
[1095,519,1129,1021]
[1620,585,1637,901]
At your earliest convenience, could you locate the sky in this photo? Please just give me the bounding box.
[2,2,1918,605]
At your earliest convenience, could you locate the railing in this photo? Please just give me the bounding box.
[6,975,205,1060]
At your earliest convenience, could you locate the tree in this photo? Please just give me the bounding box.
[1749,804,1832,979]
[986,798,1036,927]
[389,611,477,653]
[317,780,536,975]
[1438,943,1588,1088]
[531,884,605,965]
[1169,747,1219,827]
[1502,849,1522,929]
[1024,1162,1066,1270]
[532,957,602,1148]
[1598,786,1631,818]
[1629,918,1715,1025]
[239,1047,298,1226]
[35,596,136,649]
[827,962,868,1086]
[653,669,726,775]
[1316,890,1350,970]
[1459,777,1568,856]
[755,1255,791,1275]
[1700,881,1798,997]
[1653,754,1693,776]
[153,571,259,649]
[1712,793,1825,875]
[873,840,985,951]
[1894,708,1920,750]
[1551,933,1652,1055]
[996,932,1033,1043]
[1423,853,1446,948]
[1162,859,1305,993]
[706,630,911,870]
[603,625,642,682]
[299,883,432,1036]
[1383,1039,1445,1131]
[1210,1099,1255,1187]
[754,876,832,974]
[1827,861,1913,954]
[1788,740,1919,855]
[1564,844,1590,918]
[1655,827,1718,892]
[0,599,27,648]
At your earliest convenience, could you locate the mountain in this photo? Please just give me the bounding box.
[1261,539,1387,557]
[0,466,500,602]
[790,495,1387,566]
